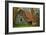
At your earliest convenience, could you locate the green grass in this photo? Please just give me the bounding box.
[13,23,32,27]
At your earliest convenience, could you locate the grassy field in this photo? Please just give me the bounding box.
[13,23,32,27]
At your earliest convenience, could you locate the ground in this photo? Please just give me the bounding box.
[13,23,32,27]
